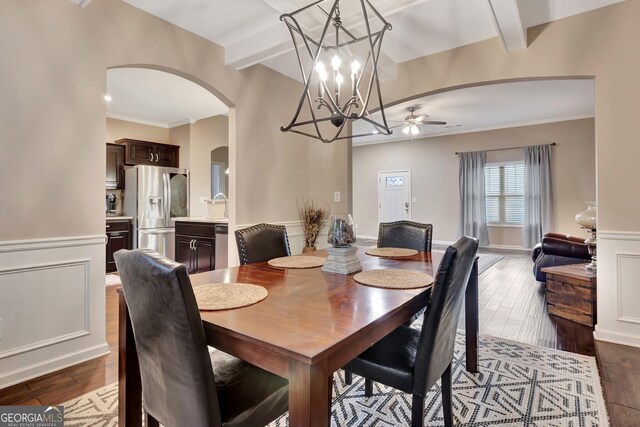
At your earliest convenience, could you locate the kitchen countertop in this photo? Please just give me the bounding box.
[172,217,228,224]
[106,216,132,221]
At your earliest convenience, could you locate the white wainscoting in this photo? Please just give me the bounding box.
[0,235,109,389]
[595,231,640,348]
[234,221,330,258]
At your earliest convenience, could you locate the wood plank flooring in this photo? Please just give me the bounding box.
[0,253,638,427]
[458,251,596,356]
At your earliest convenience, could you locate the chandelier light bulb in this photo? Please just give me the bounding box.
[331,54,341,71]
[335,73,344,87]
[402,126,410,135]
[316,62,328,81]
[351,60,360,76]
[411,124,420,135]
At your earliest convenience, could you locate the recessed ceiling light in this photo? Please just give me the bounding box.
[104,94,112,102]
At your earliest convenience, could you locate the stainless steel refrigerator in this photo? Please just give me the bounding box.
[124,165,189,260]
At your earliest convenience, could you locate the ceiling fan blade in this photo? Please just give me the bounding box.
[422,120,447,125]
[414,115,428,122]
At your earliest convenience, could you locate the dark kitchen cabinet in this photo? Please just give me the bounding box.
[116,138,179,168]
[175,221,216,274]
[106,219,132,273]
[106,143,125,190]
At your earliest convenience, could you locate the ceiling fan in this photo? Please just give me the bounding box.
[390,106,447,136]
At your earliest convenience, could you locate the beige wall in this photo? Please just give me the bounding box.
[105,117,169,144]
[190,115,229,217]
[0,0,346,242]
[353,119,596,247]
[168,123,191,170]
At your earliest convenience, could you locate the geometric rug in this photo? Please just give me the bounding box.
[62,332,608,426]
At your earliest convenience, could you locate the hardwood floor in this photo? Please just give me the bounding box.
[0,254,638,427]
[597,340,640,426]
[459,251,596,356]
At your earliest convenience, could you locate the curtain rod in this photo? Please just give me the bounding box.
[455,142,556,155]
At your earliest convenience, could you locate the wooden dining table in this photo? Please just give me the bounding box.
[118,247,479,427]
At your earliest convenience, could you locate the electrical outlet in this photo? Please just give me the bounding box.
[412,197,417,203]
[334,191,341,202]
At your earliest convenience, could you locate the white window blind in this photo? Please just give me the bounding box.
[485,162,524,225]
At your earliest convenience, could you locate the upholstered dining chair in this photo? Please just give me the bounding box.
[235,223,291,265]
[344,236,478,427]
[378,220,433,252]
[114,249,288,427]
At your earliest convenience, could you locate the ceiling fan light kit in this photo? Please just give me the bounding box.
[280,0,393,143]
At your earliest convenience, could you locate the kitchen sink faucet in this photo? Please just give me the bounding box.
[212,192,229,219]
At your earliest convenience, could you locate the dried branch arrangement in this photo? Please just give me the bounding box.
[297,198,330,248]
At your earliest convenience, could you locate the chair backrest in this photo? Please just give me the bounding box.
[412,236,479,396]
[114,249,222,427]
[377,220,433,252]
[235,223,291,265]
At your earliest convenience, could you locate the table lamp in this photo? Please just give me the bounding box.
[575,202,597,271]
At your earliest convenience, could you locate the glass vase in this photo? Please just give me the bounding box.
[327,214,355,247]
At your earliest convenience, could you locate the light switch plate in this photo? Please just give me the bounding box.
[334,191,341,202]
[0,318,3,340]
[199,196,207,204]
[412,197,417,203]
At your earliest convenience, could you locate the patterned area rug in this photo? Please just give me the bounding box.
[62,333,608,426]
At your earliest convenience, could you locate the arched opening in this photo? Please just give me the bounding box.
[104,65,236,266]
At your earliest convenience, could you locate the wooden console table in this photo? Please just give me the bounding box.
[541,264,597,327]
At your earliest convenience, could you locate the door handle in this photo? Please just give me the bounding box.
[155,153,159,162]
[150,152,153,161]
[190,239,196,250]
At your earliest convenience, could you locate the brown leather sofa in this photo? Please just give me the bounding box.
[532,232,590,282]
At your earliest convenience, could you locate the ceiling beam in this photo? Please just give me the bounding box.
[486,0,527,52]
[68,0,93,7]
[225,0,430,77]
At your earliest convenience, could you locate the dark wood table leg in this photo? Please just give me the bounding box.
[465,257,479,373]
[118,292,143,427]
[288,359,331,427]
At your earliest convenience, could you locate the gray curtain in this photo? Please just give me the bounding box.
[458,151,489,246]
[523,144,553,248]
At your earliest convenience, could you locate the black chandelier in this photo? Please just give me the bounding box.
[280,0,393,143]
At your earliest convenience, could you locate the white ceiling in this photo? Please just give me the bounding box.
[106,68,228,128]
[122,0,624,81]
[351,79,595,145]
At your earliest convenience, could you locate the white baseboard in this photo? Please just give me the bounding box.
[594,328,640,349]
[0,343,109,389]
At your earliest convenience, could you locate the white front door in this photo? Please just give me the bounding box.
[378,170,411,223]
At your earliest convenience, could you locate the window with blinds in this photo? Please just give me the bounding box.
[485,162,524,225]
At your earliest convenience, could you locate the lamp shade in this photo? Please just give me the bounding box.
[575,201,596,229]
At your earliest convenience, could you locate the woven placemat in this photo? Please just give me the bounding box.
[353,269,434,289]
[365,247,419,257]
[194,283,267,311]
[267,255,325,269]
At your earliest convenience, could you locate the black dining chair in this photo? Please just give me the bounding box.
[235,223,291,265]
[377,220,433,252]
[377,221,434,326]
[114,249,288,427]
[344,236,478,427]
